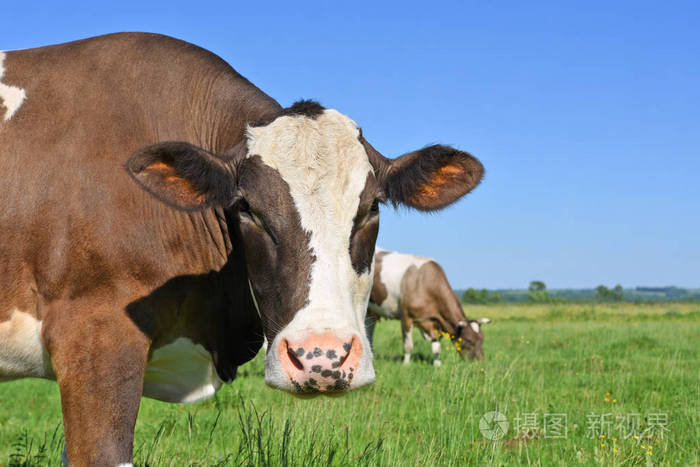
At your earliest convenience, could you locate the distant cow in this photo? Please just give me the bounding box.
[366,249,490,365]
[0,33,483,464]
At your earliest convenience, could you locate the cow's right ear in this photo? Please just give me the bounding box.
[126,141,237,211]
[363,140,483,212]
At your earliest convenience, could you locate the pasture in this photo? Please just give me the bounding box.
[2,303,698,466]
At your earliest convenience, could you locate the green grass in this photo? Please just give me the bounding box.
[1,303,699,465]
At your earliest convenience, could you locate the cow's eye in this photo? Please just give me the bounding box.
[238,199,252,215]
[370,199,380,213]
[237,199,277,243]
[238,199,258,222]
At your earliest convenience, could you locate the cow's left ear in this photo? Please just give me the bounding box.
[366,142,483,211]
[477,318,491,325]
[126,141,236,211]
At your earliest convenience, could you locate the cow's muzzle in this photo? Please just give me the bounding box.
[271,332,368,394]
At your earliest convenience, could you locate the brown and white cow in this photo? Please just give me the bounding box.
[366,249,490,366]
[0,33,483,464]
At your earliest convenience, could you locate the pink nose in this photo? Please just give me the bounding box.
[278,333,363,393]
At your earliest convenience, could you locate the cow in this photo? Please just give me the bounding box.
[366,249,490,366]
[0,33,484,464]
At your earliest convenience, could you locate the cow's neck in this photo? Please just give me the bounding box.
[183,71,282,155]
[130,207,262,382]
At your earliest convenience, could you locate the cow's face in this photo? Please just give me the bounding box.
[127,100,483,394]
[455,318,491,360]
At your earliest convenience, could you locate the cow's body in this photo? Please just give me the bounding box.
[0,33,276,398]
[367,249,490,365]
[0,33,483,464]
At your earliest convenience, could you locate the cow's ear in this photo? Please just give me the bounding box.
[126,141,236,211]
[367,143,483,211]
[477,318,491,325]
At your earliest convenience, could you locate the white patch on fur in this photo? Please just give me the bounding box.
[117,464,134,467]
[0,52,26,122]
[143,338,223,403]
[0,309,53,381]
[246,109,376,391]
[377,250,431,313]
[470,321,480,333]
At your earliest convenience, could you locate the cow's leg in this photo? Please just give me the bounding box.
[401,318,413,365]
[44,304,149,466]
[417,321,441,367]
[431,340,441,367]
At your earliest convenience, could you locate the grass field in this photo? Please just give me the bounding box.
[1,303,699,465]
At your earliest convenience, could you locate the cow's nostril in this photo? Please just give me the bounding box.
[286,343,304,370]
[338,339,354,367]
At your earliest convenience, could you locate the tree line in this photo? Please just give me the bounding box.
[459,282,700,304]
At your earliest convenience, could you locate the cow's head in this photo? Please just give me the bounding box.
[454,318,491,360]
[127,101,483,394]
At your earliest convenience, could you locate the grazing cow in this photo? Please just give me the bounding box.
[366,249,490,366]
[0,33,483,464]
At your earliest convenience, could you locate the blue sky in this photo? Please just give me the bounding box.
[5,1,699,288]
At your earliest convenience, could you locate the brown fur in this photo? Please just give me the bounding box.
[369,250,390,307]
[349,173,382,275]
[0,33,279,465]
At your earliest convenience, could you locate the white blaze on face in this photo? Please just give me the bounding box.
[0,52,26,122]
[246,109,376,386]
